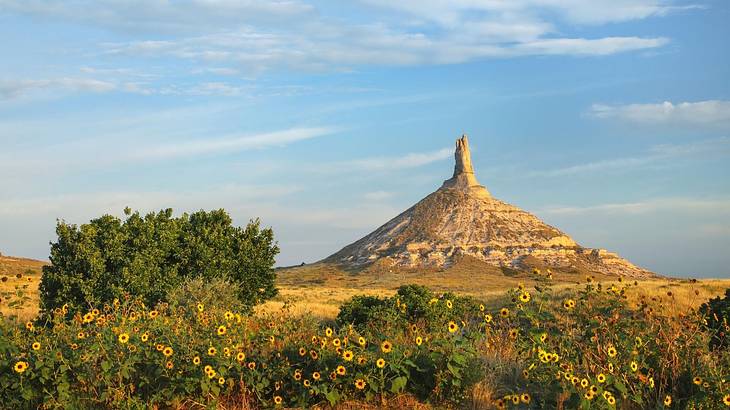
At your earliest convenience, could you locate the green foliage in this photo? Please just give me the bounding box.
[0,292,482,408]
[700,288,730,349]
[487,283,730,409]
[4,278,728,409]
[166,276,246,314]
[336,284,485,332]
[39,208,279,316]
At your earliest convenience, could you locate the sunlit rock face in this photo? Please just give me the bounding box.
[325,135,653,278]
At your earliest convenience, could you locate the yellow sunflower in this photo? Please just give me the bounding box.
[520,393,531,404]
[722,394,730,406]
[607,346,617,358]
[163,346,173,357]
[118,333,129,344]
[448,321,459,333]
[216,325,227,336]
[381,340,393,353]
[376,358,386,368]
[312,371,321,380]
[207,347,217,356]
[193,356,201,365]
[32,342,41,351]
[519,292,531,303]
[237,352,246,362]
[325,327,333,337]
[343,350,354,361]
[500,308,510,317]
[358,336,366,346]
[336,365,346,375]
[14,361,29,374]
[274,396,283,405]
[415,336,423,346]
[597,373,606,383]
[664,395,672,406]
[355,379,366,390]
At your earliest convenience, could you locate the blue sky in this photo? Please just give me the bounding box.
[0,0,728,277]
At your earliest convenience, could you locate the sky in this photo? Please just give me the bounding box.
[0,0,728,278]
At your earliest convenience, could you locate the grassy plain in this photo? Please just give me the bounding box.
[2,254,728,322]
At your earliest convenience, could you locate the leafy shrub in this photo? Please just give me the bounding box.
[166,277,246,314]
[481,283,730,409]
[0,291,481,408]
[700,288,730,350]
[336,284,485,332]
[3,282,728,409]
[39,208,279,316]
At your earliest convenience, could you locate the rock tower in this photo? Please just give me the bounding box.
[325,135,653,278]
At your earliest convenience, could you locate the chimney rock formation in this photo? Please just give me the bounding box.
[325,135,653,278]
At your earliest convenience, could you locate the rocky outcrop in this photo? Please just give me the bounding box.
[325,135,653,278]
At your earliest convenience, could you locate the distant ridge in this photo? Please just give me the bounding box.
[325,135,653,278]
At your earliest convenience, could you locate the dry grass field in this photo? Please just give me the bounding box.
[0,254,46,320]
[2,254,728,322]
[259,259,730,320]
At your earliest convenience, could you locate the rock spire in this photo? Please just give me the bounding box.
[324,134,653,278]
[439,134,490,198]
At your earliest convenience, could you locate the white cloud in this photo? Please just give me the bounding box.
[362,191,395,201]
[136,127,336,160]
[538,197,730,216]
[360,0,692,25]
[0,0,678,76]
[513,36,669,56]
[0,78,116,100]
[351,148,453,171]
[534,137,730,177]
[588,100,730,126]
[0,184,302,217]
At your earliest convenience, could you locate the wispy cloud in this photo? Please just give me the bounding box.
[533,137,730,177]
[362,191,395,201]
[351,148,452,171]
[0,184,302,217]
[0,0,678,78]
[538,197,730,216]
[588,100,730,127]
[0,78,116,100]
[135,127,336,160]
[360,0,697,25]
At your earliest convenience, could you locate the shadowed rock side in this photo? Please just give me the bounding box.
[325,135,653,278]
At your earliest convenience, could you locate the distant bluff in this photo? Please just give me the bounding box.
[325,135,653,278]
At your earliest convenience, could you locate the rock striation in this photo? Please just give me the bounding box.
[325,135,653,278]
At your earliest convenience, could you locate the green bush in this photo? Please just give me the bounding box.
[700,288,730,349]
[39,208,279,316]
[336,284,485,332]
[166,276,246,314]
